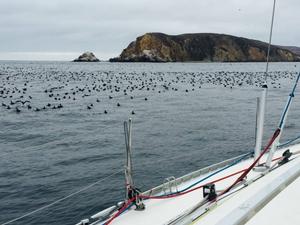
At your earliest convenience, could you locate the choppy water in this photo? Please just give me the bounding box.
[1,61,300,225]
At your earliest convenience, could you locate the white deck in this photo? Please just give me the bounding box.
[93,143,300,225]
[245,174,300,225]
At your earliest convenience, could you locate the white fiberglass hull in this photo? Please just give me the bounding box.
[88,143,300,225]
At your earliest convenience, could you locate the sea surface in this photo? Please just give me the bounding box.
[1,61,300,225]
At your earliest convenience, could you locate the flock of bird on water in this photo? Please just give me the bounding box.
[0,64,297,115]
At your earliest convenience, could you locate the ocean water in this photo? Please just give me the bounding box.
[1,61,300,225]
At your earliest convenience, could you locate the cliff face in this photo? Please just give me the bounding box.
[110,33,299,62]
[279,46,300,56]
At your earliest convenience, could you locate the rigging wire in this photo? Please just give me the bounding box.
[1,3,286,224]
[220,68,300,196]
[1,169,123,225]
[106,1,298,223]
[1,148,251,225]
[0,150,239,224]
[219,127,281,196]
[265,0,277,82]
[103,155,286,225]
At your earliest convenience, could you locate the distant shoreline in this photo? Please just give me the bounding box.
[0,60,300,64]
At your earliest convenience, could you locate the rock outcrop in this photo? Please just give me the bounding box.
[110,33,300,62]
[73,52,100,62]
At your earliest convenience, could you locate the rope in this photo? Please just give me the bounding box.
[278,135,300,148]
[2,131,289,225]
[102,152,252,225]
[221,71,300,196]
[219,128,281,196]
[104,168,247,225]
[2,150,250,225]
[1,169,123,225]
[104,154,286,225]
[141,156,283,202]
[104,198,136,225]
[158,152,252,196]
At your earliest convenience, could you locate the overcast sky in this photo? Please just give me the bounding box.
[0,0,299,61]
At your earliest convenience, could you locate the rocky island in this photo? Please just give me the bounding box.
[73,52,100,62]
[110,33,300,62]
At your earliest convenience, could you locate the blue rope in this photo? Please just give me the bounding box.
[101,152,252,224]
[100,73,300,225]
[278,135,300,148]
[157,151,253,196]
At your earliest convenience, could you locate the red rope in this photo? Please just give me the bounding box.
[105,168,247,224]
[140,169,246,200]
[105,197,136,225]
[105,142,283,225]
[219,128,281,196]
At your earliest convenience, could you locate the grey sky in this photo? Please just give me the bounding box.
[0,0,299,61]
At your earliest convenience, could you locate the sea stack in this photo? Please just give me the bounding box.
[73,52,100,62]
[110,33,300,62]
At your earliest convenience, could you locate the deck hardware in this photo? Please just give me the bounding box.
[127,187,145,211]
[91,206,117,220]
[278,149,292,165]
[203,184,217,201]
[75,219,89,225]
[117,201,124,207]
[163,176,179,194]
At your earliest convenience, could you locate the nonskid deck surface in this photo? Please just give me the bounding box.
[95,143,300,225]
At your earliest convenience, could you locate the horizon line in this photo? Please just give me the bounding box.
[0,51,117,61]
